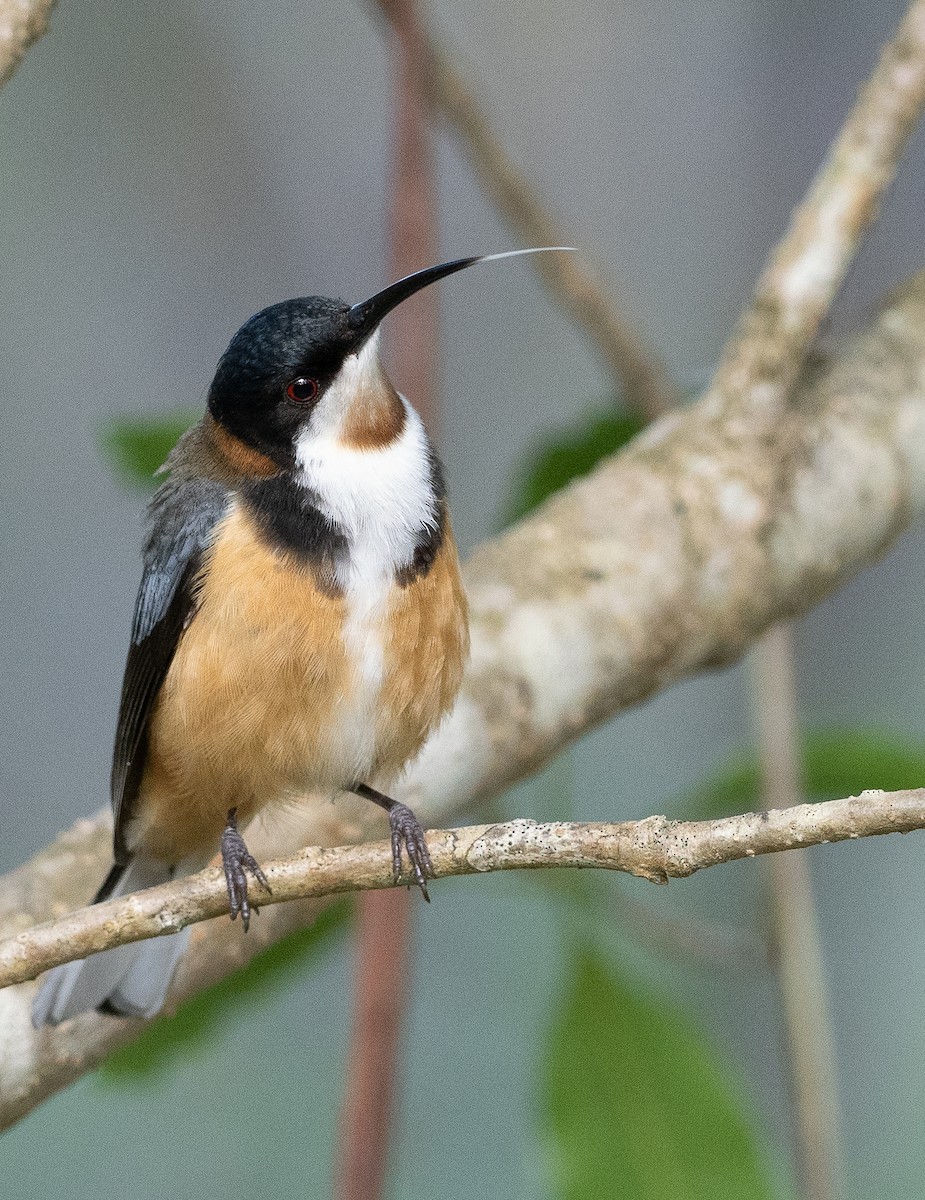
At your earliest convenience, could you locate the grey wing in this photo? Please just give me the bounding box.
[110,466,230,862]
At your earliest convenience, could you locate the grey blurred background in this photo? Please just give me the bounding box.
[3,0,925,1195]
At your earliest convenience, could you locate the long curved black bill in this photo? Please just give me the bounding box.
[347,247,574,342]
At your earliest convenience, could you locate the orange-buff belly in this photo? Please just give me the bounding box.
[132,503,468,863]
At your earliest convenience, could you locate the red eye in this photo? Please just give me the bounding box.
[285,377,319,404]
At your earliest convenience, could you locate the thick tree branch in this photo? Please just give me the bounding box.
[2,789,923,991]
[0,0,56,88]
[410,17,925,1189]
[707,11,925,1185]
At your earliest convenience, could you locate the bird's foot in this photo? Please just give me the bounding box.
[387,801,434,900]
[354,785,434,900]
[220,807,271,931]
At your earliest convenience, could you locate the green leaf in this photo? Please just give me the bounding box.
[542,947,780,1200]
[100,899,351,1081]
[682,727,925,819]
[101,411,199,487]
[800,727,925,796]
[506,407,644,524]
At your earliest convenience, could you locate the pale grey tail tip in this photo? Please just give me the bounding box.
[31,855,190,1027]
[32,929,191,1026]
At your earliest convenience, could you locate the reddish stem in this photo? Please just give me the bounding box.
[333,2,439,1197]
[380,0,440,437]
[334,890,413,1200]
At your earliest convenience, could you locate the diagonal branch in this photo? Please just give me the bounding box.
[3,788,924,991]
[371,0,680,420]
[705,0,925,423]
[700,9,925,1190]
[405,19,925,1194]
[0,0,57,88]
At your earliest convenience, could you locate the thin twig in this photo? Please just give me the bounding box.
[371,0,679,420]
[3,0,925,1143]
[335,4,438,1196]
[751,627,842,1200]
[408,15,925,1193]
[4,789,925,991]
[378,0,440,436]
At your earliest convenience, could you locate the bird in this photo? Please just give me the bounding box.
[31,247,570,1027]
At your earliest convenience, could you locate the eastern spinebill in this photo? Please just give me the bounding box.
[32,247,571,1026]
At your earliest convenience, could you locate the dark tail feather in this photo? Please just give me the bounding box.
[31,856,191,1026]
[93,860,128,903]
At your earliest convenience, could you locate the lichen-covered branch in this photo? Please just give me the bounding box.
[695,7,925,1193]
[2,789,923,993]
[416,13,923,1190]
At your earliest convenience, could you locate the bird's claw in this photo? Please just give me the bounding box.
[387,801,434,900]
[220,808,271,931]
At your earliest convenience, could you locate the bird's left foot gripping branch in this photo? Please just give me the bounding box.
[31,247,573,1027]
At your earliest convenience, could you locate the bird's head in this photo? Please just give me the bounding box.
[207,249,572,468]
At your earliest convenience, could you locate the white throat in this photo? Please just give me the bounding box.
[292,343,440,780]
[293,380,438,591]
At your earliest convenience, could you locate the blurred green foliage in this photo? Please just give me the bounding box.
[102,411,199,487]
[681,728,925,819]
[505,404,644,524]
[542,947,780,1200]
